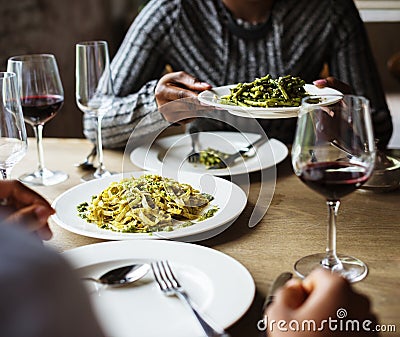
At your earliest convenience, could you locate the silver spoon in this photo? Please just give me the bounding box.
[81,263,150,286]
[75,146,97,170]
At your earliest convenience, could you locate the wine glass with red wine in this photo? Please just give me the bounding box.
[7,54,68,186]
[291,95,376,282]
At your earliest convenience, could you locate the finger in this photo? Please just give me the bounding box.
[313,78,329,87]
[158,99,210,123]
[36,226,53,241]
[265,279,308,327]
[170,71,211,91]
[163,84,199,102]
[156,83,199,108]
[34,203,56,224]
[302,268,349,295]
[303,268,374,318]
[0,180,52,209]
[273,278,308,310]
[5,204,55,233]
[299,268,353,318]
[313,76,352,94]
[301,268,350,301]
[156,72,212,108]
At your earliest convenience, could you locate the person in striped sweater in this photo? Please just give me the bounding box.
[83,0,393,149]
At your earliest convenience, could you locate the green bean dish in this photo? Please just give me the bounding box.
[220,74,308,108]
[198,148,229,169]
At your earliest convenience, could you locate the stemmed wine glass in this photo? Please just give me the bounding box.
[291,95,376,282]
[0,72,27,180]
[7,54,68,186]
[75,40,115,181]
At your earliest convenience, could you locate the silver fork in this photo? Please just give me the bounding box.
[151,261,230,337]
[75,146,96,170]
[209,136,269,169]
[187,130,200,163]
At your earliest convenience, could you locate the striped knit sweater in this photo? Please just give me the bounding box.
[83,0,393,148]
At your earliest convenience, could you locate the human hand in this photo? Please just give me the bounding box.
[0,180,55,240]
[265,268,378,336]
[313,76,353,94]
[155,71,211,106]
[155,71,212,124]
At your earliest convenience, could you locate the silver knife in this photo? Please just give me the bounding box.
[263,272,293,310]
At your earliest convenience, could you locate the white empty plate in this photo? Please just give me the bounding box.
[63,240,255,337]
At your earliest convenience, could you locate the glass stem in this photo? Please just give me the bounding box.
[94,115,106,176]
[33,124,45,173]
[322,200,343,271]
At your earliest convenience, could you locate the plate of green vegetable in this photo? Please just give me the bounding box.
[198,75,342,119]
[130,131,288,176]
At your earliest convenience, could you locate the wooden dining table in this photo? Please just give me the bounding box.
[11,136,400,337]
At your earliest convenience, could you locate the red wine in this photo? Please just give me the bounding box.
[299,162,370,200]
[21,95,64,126]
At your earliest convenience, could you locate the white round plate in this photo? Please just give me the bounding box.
[130,131,288,176]
[63,240,255,337]
[198,84,343,118]
[51,171,247,241]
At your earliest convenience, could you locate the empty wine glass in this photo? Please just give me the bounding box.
[7,54,68,186]
[0,72,27,180]
[75,40,115,181]
[291,95,376,282]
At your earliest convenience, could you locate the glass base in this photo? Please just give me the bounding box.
[80,169,116,182]
[19,168,69,186]
[294,253,368,283]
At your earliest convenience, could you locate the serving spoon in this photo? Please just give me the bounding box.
[81,263,150,286]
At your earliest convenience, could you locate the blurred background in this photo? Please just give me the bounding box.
[1,0,399,145]
[0,0,143,138]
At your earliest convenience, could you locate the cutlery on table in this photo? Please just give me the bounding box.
[187,127,200,163]
[263,272,293,310]
[151,260,231,337]
[187,134,269,169]
[75,146,97,170]
[81,263,150,286]
[209,136,269,169]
